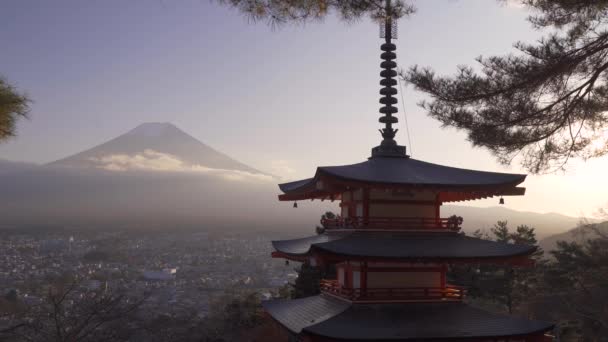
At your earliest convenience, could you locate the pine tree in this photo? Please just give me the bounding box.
[404,1,608,173]
[216,0,415,26]
[544,221,608,338]
[460,221,543,314]
[292,263,322,299]
[0,77,29,141]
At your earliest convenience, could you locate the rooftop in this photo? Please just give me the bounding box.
[279,156,526,202]
[263,295,554,340]
[272,231,536,262]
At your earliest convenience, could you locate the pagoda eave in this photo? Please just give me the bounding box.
[278,157,527,201]
[279,186,526,202]
[273,249,535,267]
[278,168,526,203]
[271,232,537,265]
[263,295,554,341]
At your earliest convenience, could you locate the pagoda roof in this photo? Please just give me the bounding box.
[279,156,526,201]
[272,231,536,262]
[263,295,553,340]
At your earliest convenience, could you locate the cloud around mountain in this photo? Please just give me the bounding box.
[49,122,269,176]
[88,149,274,182]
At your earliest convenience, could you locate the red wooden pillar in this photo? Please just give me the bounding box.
[361,261,368,298]
[434,193,441,226]
[363,188,370,226]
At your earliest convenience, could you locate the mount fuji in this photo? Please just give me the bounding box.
[48,122,266,176]
[0,123,329,230]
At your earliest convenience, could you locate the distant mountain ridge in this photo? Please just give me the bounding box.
[443,205,581,239]
[539,221,608,252]
[48,122,265,175]
[0,159,38,174]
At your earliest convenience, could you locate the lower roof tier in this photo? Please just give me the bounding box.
[272,231,536,262]
[263,294,554,340]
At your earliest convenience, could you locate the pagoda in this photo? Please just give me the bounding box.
[263,2,554,341]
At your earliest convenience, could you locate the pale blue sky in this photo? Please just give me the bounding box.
[1,0,606,216]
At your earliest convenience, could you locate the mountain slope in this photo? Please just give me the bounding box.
[48,122,264,175]
[539,221,608,252]
[0,159,39,174]
[443,205,581,239]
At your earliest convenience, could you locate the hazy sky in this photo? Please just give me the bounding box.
[1,0,606,217]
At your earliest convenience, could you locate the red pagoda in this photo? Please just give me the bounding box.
[263,2,554,341]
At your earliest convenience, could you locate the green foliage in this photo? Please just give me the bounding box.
[1,281,144,342]
[455,221,543,314]
[491,220,511,243]
[316,211,338,234]
[544,223,608,338]
[322,211,336,220]
[460,218,608,339]
[216,0,415,26]
[405,1,608,173]
[0,77,29,142]
[201,292,266,342]
[292,263,322,298]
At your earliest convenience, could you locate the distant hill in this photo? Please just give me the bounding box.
[0,159,38,174]
[539,221,608,252]
[443,205,581,240]
[48,122,266,175]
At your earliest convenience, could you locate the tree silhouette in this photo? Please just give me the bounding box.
[545,219,608,338]
[404,1,608,173]
[0,77,29,142]
[455,221,543,315]
[1,281,146,342]
[216,0,415,26]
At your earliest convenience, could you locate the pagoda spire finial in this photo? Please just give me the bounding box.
[371,0,407,158]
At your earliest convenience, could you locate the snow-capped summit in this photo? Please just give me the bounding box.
[126,122,182,137]
[49,122,264,175]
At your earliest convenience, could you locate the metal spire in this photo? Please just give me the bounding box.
[371,0,407,158]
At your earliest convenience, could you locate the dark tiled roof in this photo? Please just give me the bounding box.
[262,295,349,334]
[279,157,526,194]
[264,295,554,340]
[272,231,536,260]
[271,232,349,256]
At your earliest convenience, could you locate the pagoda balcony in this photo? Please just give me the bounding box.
[320,279,466,303]
[320,216,462,232]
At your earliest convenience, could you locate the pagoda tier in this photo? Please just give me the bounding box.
[271,232,536,304]
[263,295,554,341]
[278,156,527,203]
[271,231,536,264]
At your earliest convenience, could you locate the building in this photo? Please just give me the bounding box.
[262,1,555,341]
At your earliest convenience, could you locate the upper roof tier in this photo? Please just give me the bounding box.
[279,155,526,202]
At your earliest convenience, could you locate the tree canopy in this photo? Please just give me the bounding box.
[0,77,29,142]
[216,0,414,25]
[404,0,608,173]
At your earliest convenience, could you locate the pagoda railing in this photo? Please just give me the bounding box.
[320,279,466,302]
[320,216,461,232]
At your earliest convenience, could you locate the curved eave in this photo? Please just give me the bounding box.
[278,158,526,202]
[271,232,349,259]
[264,295,554,340]
[271,232,537,264]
